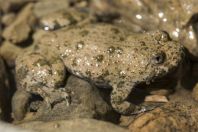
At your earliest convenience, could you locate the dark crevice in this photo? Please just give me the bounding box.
[2,59,17,122]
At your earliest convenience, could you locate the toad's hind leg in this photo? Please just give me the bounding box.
[13,52,69,121]
[110,82,161,115]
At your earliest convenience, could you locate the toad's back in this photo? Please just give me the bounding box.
[39,24,157,85]
[15,24,183,118]
[39,24,183,87]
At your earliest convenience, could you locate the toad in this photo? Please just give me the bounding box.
[12,24,184,120]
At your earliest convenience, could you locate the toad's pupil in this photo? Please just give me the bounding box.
[152,52,166,64]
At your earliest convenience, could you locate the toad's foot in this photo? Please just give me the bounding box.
[130,102,164,115]
[110,83,164,115]
[14,52,69,121]
[12,88,70,121]
[43,88,71,109]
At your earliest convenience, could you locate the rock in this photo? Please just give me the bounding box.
[38,8,89,31]
[91,0,198,58]
[71,0,89,8]
[33,0,69,18]
[0,41,23,65]
[179,22,198,59]
[18,119,128,132]
[2,13,16,26]
[149,89,173,96]
[144,95,168,103]
[0,0,29,13]
[192,83,198,101]
[0,28,2,44]
[32,29,48,42]
[120,102,198,132]
[0,121,32,132]
[2,3,36,44]
[12,90,32,122]
[18,76,119,123]
[0,41,34,66]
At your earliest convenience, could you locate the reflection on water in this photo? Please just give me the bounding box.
[100,0,198,57]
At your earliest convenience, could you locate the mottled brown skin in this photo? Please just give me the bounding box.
[13,24,184,120]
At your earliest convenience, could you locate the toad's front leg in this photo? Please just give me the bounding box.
[12,52,70,121]
[110,82,162,115]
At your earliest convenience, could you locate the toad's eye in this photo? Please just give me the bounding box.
[154,31,170,42]
[151,52,166,64]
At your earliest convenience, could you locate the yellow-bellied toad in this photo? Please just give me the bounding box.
[13,24,184,120]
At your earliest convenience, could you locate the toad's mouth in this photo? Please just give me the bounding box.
[128,69,179,105]
[149,61,182,85]
[134,67,180,93]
